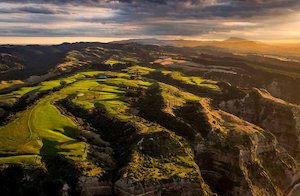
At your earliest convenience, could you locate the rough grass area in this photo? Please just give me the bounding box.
[159,82,202,114]
[0,80,23,90]
[123,130,202,182]
[122,57,139,63]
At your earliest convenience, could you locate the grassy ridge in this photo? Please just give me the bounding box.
[0,80,63,106]
[68,70,206,183]
[0,66,217,185]
[0,78,91,165]
[0,67,213,162]
[0,107,42,156]
[161,70,220,91]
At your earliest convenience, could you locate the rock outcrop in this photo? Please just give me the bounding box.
[78,177,112,196]
[181,98,299,195]
[219,88,300,160]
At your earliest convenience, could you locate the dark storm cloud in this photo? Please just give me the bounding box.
[0,5,68,15]
[1,0,300,19]
[0,0,300,39]
[202,0,300,18]
[18,6,68,14]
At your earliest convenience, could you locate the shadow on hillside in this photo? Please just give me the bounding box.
[57,98,139,183]
[135,83,198,141]
[0,155,80,196]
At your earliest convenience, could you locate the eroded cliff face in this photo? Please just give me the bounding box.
[58,98,212,196]
[114,178,206,196]
[219,88,300,161]
[128,83,299,196]
[78,177,112,196]
[183,99,298,196]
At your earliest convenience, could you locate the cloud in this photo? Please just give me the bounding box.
[0,0,299,41]
[222,22,259,27]
[2,0,300,19]
[0,3,69,15]
[18,6,67,14]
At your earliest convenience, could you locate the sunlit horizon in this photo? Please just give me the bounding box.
[1,1,299,45]
[1,36,300,45]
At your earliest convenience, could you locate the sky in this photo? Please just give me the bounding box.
[0,0,300,44]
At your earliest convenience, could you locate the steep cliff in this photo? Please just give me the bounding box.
[219,88,300,161]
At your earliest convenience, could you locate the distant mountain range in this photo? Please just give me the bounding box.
[113,37,300,58]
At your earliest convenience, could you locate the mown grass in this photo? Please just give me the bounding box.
[0,155,42,166]
[0,79,92,166]
[0,79,65,106]
[31,99,78,137]
[68,72,152,119]
[69,79,129,120]
[124,65,155,76]
[0,107,42,155]
[0,94,86,162]
[73,71,105,78]
[104,77,152,88]
[75,83,125,104]
[161,70,220,91]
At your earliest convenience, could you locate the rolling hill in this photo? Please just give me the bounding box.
[115,37,300,59]
[0,42,299,195]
